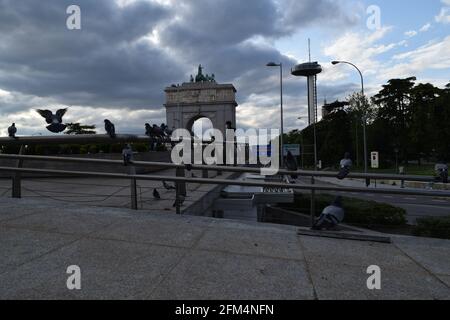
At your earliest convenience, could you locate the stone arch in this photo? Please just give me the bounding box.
[187,115,215,139]
[164,81,237,140]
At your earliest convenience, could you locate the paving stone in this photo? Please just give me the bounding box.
[0,227,78,274]
[0,238,185,300]
[196,227,304,260]
[149,250,314,300]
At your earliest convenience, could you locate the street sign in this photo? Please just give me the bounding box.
[371,151,379,169]
[283,144,301,156]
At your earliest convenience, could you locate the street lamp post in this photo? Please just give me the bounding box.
[267,62,284,168]
[332,60,370,186]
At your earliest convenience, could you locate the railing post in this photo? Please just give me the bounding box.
[175,186,181,215]
[12,146,25,199]
[128,166,138,210]
[175,167,186,215]
[310,175,316,227]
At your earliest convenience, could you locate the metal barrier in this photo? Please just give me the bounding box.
[0,153,437,182]
[0,154,450,223]
[0,153,449,227]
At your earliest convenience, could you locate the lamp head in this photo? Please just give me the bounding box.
[266,62,280,67]
[331,61,340,65]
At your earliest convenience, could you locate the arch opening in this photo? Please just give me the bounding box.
[190,117,215,141]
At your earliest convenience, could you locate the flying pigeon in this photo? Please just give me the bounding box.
[36,108,67,133]
[8,123,17,139]
[285,151,298,179]
[173,194,185,208]
[435,163,449,184]
[104,119,116,138]
[153,188,161,200]
[312,196,345,231]
[163,181,176,190]
[337,152,352,180]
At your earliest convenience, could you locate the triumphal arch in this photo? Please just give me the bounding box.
[164,65,238,137]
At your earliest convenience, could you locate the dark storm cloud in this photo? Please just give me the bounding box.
[0,0,358,125]
[0,0,175,109]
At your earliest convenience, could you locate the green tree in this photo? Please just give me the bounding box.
[371,77,417,164]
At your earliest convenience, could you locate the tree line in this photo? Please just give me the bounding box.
[285,77,450,169]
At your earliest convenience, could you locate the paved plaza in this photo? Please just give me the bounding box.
[0,197,448,300]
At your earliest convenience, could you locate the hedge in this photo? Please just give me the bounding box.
[413,216,450,240]
[282,193,407,227]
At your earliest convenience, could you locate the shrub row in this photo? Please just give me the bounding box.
[282,193,407,227]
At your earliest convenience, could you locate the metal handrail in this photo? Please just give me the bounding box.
[0,153,439,182]
[0,166,449,198]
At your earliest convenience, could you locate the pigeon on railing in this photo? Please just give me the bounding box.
[435,163,449,184]
[152,124,165,139]
[145,123,153,137]
[36,108,67,133]
[163,181,176,190]
[153,188,161,200]
[8,123,17,139]
[312,196,345,231]
[337,152,352,180]
[160,123,173,137]
[104,119,116,138]
[122,144,133,166]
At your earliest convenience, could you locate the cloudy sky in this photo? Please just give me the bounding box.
[0,0,449,136]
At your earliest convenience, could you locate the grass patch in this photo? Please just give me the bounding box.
[413,216,450,240]
[282,193,407,227]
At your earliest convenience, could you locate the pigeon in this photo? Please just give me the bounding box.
[435,163,449,184]
[104,119,116,138]
[173,194,185,208]
[36,108,67,133]
[153,188,161,200]
[163,181,176,190]
[337,152,352,180]
[122,144,133,166]
[145,123,152,136]
[312,196,345,231]
[152,124,164,138]
[8,123,17,139]
[160,123,173,137]
[285,151,298,179]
